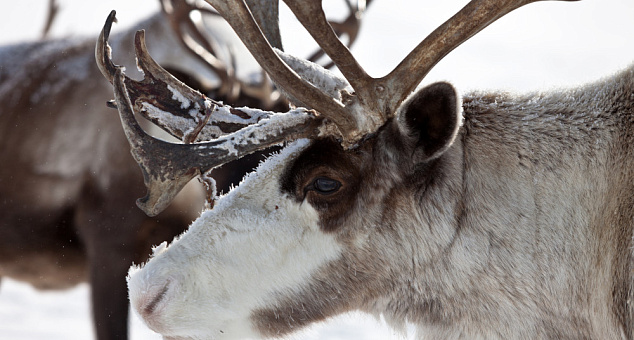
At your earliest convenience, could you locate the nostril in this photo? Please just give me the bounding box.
[144,284,170,316]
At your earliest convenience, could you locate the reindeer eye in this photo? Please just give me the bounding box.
[312,177,341,195]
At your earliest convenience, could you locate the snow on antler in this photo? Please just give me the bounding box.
[110,64,321,216]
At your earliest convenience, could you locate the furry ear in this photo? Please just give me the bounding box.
[397,82,461,162]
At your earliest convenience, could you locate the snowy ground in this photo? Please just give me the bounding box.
[0,278,409,340]
[0,0,633,339]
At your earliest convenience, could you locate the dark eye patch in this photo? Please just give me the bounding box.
[280,138,352,201]
[279,137,368,232]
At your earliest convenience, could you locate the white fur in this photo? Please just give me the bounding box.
[128,140,342,339]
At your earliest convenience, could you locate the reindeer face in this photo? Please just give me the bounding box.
[127,82,462,339]
[127,139,342,338]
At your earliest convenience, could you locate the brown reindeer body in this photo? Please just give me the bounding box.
[0,13,209,340]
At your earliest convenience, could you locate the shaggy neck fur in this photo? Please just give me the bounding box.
[398,65,634,339]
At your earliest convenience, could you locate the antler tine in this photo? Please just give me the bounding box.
[204,0,357,138]
[282,1,376,108]
[95,10,118,85]
[306,0,370,69]
[160,0,239,100]
[381,0,580,114]
[41,0,59,39]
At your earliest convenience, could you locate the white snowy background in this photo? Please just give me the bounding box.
[0,0,633,339]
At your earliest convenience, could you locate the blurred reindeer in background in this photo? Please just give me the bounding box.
[0,0,370,338]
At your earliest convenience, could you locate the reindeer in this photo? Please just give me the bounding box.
[98,0,634,338]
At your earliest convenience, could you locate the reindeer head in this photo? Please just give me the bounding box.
[98,0,577,338]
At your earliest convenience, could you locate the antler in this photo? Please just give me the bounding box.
[97,0,372,142]
[97,11,322,216]
[98,0,579,215]
[97,11,274,142]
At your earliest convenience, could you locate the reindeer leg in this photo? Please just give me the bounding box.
[74,178,146,340]
[88,246,135,340]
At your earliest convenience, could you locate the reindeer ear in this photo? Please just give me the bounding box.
[397,82,461,162]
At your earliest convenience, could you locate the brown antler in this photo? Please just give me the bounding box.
[97,12,267,142]
[305,0,372,69]
[98,12,322,216]
[380,0,580,113]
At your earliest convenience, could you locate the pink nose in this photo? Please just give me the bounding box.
[131,281,172,332]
